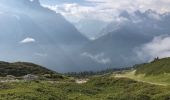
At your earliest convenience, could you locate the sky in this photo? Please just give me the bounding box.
[39,0,170,39]
[40,0,170,23]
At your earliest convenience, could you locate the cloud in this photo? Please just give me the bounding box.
[81,52,111,64]
[85,0,170,12]
[43,3,122,22]
[20,37,36,44]
[147,11,161,20]
[43,3,97,22]
[135,35,170,61]
[42,0,170,40]
[42,0,170,23]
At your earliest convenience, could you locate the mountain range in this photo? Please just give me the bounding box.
[1,0,170,72]
[80,10,170,71]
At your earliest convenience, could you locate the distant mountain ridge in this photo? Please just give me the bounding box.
[97,10,170,38]
[80,10,170,70]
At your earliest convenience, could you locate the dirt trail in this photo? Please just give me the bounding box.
[115,75,167,86]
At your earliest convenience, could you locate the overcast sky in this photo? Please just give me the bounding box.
[40,0,170,23]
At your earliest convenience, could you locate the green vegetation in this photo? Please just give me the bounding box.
[0,61,61,77]
[114,57,170,85]
[136,57,170,76]
[0,61,67,82]
[0,75,170,100]
[1,58,170,99]
[66,67,130,78]
[114,70,170,86]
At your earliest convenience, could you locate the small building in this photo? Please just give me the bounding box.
[23,74,39,81]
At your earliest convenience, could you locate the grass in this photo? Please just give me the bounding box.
[0,61,58,77]
[135,57,170,76]
[0,75,170,100]
[1,57,170,99]
[113,57,170,85]
[114,69,170,86]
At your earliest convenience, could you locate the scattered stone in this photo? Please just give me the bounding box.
[23,74,39,81]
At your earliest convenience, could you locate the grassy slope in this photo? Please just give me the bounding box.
[136,57,170,75]
[0,61,58,77]
[0,75,170,100]
[114,57,170,85]
[114,70,170,86]
[1,58,170,99]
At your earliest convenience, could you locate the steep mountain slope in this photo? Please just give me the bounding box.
[74,19,107,39]
[0,0,88,44]
[0,0,88,72]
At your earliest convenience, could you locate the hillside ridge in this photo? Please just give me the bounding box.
[0,61,57,77]
[135,57,170,76]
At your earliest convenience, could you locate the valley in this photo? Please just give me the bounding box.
[0,0,170,100]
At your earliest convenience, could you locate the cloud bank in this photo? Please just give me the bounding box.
[81,52,111,64]
[42,0,170,22]
[136,35,170,61]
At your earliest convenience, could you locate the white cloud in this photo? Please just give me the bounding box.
[43,0,170,23]
[135,35,170,61]
[85,0,170,13]
[81,52,111,64]
[43,3,97,22]
[20,37,36,44]
[42,0,170,40]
